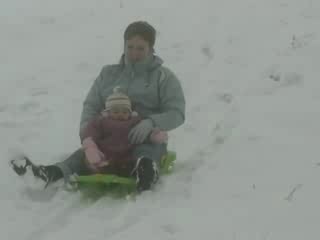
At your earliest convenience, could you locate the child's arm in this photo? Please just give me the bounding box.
[82,137,108,173]
[80,116,103,143]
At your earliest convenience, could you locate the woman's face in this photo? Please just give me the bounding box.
[125,35,151,63]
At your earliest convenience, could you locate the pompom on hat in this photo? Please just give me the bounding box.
[105,87,132,112]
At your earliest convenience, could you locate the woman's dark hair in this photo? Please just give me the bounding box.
[124,21,156,47]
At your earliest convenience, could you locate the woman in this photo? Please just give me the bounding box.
[11,21,186,192]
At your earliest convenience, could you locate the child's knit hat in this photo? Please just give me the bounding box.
[105,87,132,112]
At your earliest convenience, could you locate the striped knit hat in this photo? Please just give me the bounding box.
[105,87,132,112]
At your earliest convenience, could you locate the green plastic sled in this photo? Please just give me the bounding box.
[72,151,176,198]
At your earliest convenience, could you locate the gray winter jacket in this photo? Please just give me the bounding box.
[80,54,185,134]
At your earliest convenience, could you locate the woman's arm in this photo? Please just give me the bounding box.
[149,68,186,131]
[79,68,105,135]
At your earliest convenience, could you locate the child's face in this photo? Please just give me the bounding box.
[109,107,130,121]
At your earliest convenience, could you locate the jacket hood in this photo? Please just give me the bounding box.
[119,54,163,73]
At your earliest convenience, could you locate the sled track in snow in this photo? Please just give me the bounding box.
[159,93,240,200]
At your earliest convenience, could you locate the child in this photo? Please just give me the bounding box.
[81,88,167,176]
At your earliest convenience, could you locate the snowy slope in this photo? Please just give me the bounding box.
[1,0,320,239]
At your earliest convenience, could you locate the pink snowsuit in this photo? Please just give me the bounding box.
[80,115,141,175]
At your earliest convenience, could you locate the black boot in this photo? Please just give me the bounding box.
[133,157,159,192]
[10,157,63,188]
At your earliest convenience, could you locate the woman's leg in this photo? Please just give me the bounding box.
[132,143,167,164]
[54,148,91,182]
[11,148,91,187]
[10,156,64,187]
[131,143,167,192]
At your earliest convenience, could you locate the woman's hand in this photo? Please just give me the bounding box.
[128,119,154,144]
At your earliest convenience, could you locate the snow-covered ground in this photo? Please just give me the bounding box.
[1,0,320,239]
